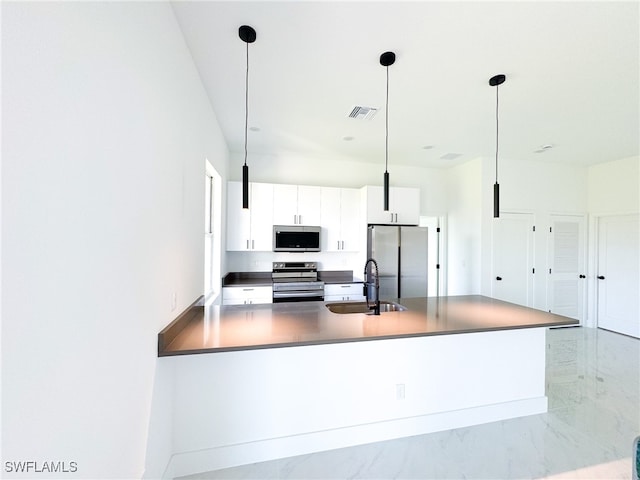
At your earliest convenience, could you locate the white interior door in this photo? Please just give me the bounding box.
[492,213,535,306]
[547,215,586,321]
[597,214,640,338]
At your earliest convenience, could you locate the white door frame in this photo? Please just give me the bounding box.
[419,214,447,297]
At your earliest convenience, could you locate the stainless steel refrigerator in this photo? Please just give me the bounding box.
[367,225,428,300]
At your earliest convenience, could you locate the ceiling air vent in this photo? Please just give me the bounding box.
[348,106,379,120]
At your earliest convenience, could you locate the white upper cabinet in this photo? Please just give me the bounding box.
[227,181,274,251]
[272,184,297,225]
[364,185,420,225]
[273,184,321,226]
[320,187,361,251]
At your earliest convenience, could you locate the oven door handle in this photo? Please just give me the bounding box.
[273,290,324,298]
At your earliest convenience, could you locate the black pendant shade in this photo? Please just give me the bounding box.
[242,164,249,209]
[383,171,390,211]
[381,51,395,212]
[489,74,505,218]
[239,25,256,209]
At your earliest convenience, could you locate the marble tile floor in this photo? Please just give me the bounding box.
[179,327,639,480]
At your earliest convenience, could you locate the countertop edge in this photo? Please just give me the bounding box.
[158,303,578,357]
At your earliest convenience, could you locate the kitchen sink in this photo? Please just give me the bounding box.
[325,301,407,314]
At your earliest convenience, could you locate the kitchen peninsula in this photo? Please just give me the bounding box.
[161,296,577,477]
[159,295,576,355]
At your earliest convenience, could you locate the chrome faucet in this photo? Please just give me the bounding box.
[363,258,380,315]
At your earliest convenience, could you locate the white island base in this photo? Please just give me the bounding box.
[166,326,547,478]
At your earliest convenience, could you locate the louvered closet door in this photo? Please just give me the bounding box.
[547,215,586,322]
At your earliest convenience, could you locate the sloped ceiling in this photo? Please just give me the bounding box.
[172,1,639,169]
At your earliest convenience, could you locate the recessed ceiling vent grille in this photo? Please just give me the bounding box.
[348,106,379,120]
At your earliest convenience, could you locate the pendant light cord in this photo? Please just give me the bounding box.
[244,41,249,168]
[495,84,499,183]
[385,65,389,174]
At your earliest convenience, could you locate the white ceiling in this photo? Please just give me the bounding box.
[171,1,639,169]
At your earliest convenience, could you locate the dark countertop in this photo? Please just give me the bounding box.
[158,295,578,356]
[222,270,363,287]
[221,271,273,287]
[318,270,363,284]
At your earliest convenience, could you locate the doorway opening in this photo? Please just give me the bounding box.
[205,160,222,304]
[419,215,446,297]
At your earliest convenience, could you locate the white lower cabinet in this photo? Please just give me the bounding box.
[223,286,273,305]
[324,283,365,302]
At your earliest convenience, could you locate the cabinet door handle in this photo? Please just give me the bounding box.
[246,239,249,250]
[395,213,398,223]
[252,239,255,249]
[243,288,254,291]
[337,240,340,250]
[579,274,586,279]
[598,275,605,280]
[341,240,344,250]
[390,213,394,223]
[496,276,503,281]
[299,214,302,224]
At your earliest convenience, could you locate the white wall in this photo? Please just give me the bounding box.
[588,156,639,214]
[480,156,588,310]
[229,151,449,217]
[1,3,228,478]
[446,158,483,295]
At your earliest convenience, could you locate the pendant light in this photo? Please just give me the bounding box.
[239,25,256,209]
[380,51,395,212]
[489,74,505,218]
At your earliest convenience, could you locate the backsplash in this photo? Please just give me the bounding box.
[226,251,364,274]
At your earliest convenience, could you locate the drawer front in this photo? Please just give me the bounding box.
[224,297,273,305]
[324,283,363,297]
[223,286,273,302]
[325,294,366,302]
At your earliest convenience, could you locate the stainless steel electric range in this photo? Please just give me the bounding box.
[271,261,324,303]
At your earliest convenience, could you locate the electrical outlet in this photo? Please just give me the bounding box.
[171,292,177,311]
[396,383,405,400]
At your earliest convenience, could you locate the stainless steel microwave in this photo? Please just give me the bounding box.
[273,225,321,252]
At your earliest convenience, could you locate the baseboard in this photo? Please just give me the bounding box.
[166,396,547,479]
